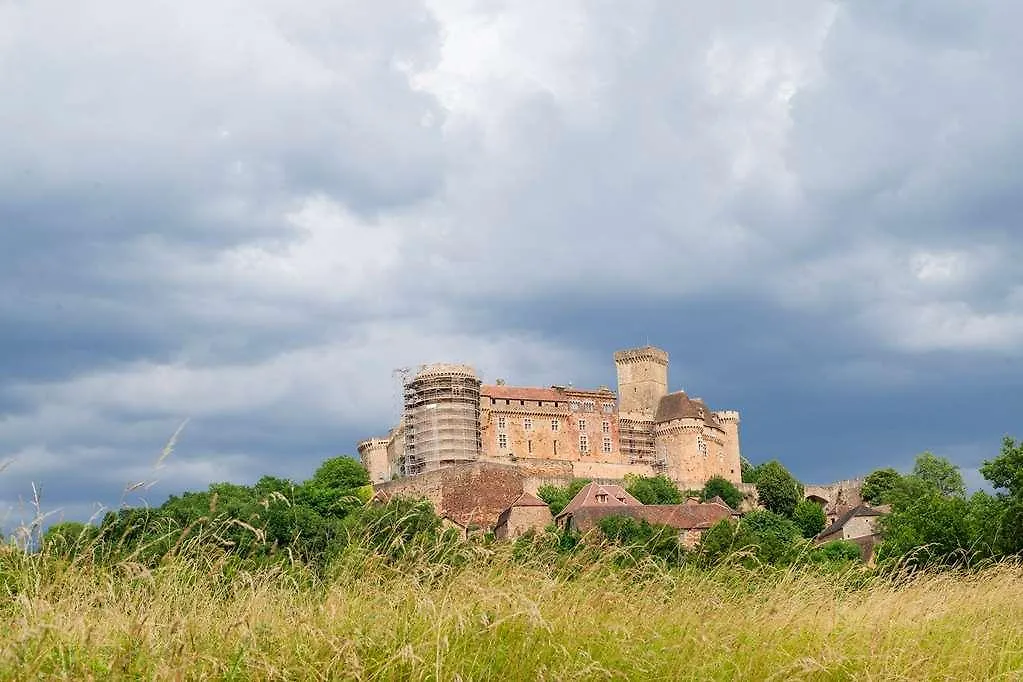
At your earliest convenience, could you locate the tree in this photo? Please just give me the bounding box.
[792,499,827,538]
[300,457,370,517]
[754,460,804,517]
[912,452,965,497]
[700,476,742,510]
[979,436,1023,499]
[537,479,591,516]
[740,457,758,484]
[861,468,902,505]
[625,475,683,505]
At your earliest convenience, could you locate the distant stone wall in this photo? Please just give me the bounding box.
[373,462,527,530]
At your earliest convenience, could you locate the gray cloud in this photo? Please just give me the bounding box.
[3,0,1023,527]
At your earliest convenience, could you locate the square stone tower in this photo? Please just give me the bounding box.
[614,346,669,419]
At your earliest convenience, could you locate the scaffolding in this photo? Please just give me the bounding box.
[401,363,482,476]
[621,418,664,469]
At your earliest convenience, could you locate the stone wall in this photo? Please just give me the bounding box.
[373,462,527,530]
[495,506,553,539]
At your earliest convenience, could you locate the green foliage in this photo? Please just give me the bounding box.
[980,436,1023,499]
[912,452,966,498]
[740,457,757,484]
[698,510,804,566]
[624,474,683,505]
[792,499,827,538]
[754,460,804,517]
[596,515,685,565]
[537,479,591,516]
[861,468,902,505]
[811,540,862,564]
[700,476,742,510]
[876,491,975,567]
[41,521,98,558]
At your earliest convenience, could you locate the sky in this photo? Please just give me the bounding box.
[2,0,1022,529]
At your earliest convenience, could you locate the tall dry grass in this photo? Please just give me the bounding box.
[2,534,1022,681]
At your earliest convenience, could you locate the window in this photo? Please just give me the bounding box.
[551,418,560,432]
[578,419,587,431]
[698,437,707,456]
[601,420,610,434]
[583,400,595,412]
[602,402,615,414]
[528,440,533,454]
[595,492,608,503]
[602,436,612,454]
[498,433,508,449]
[579,434,590,453]
[523,417,532,431]
[497,416,506,430]
[554,440,558,455]
[570,400,581,412]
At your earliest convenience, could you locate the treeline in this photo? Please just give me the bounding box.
[35,437,1023,574]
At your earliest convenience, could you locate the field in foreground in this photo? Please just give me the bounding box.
[2,546,1022,681]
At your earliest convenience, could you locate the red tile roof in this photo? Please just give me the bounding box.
[565,502,737,533]
[557,482,642,519]
[508,492,549,508]
[481,385,565,402]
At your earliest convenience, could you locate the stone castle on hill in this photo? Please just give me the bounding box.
[357,345,742,492]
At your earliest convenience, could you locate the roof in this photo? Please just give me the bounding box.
[817,504,887,539]
[654,391,722,427]
[557,482,642,520]
[481,384,616,402]
[481,385,565,402]
[566,502,737,533]
[508,492,549,508]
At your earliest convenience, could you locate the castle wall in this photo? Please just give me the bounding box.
[495,505,553,539]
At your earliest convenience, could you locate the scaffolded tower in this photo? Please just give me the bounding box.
[401,363,482,476]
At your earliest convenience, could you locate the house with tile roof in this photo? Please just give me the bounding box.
[494,492,553,539]
[553,483,739,547]
[815,503,891,562]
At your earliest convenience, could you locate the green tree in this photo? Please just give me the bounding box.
[876,492,974,567]
[698,510,803,566]
[596,515,685,565]
[792,499,827,538]
[625,474,683,505]
[700,476,742,510]
[300,457,370,517]
[537,479,591,516]
[979,436,1023,499]
[754,460,804,517]
[861,468,902,505]
[912,452,965,497]
[977,436,1023,555]
[740,457,758,484]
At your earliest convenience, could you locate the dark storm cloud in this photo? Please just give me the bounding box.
[4,0,1023,527]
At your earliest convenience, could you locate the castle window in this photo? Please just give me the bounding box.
[579,434,589,453]
[551,418,560,432]
[583,400,595,412]
[528,440,532,454]
[578,419,587,431]
[602,436,612,454]
[602,402,614,413]
[554,440,558,455]
[524,417,532,431]
[698,437,707,456]
[601,420,610,434]
[498,433,508,449]
[497,416,506,430]
[570,400,581,412]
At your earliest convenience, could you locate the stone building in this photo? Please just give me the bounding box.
[494,492,554,539]
[358,345,742,492]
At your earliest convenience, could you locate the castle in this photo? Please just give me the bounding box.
[357,345,742,492]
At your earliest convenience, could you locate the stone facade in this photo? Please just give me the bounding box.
[359,345,742,494]
[493,493,553,539]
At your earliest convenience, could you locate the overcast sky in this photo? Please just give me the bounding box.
[3,0,1022,528]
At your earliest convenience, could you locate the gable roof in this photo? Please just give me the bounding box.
[508,492,549,508]
[557,482,642,519]
[817,503,887,538]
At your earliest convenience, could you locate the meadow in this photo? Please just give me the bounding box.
[2,536,1022,681]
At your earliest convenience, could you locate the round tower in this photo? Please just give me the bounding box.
[402,363,482,475]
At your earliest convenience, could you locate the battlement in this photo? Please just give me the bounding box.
[714,410,740,423]
[613,346,669,366]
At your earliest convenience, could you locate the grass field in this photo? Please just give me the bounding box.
[2,540,1022,681]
